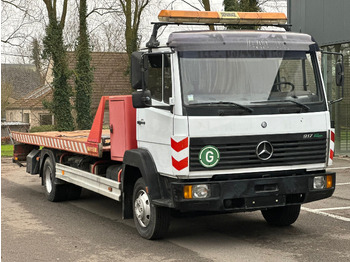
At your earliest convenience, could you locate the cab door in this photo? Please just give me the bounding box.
[136,53,174,175]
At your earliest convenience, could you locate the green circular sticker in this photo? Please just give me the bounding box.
[199,146,220,168]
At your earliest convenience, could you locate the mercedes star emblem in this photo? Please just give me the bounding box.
[256,141,273,160]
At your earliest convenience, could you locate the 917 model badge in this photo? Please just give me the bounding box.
[199,145,220,168]
[303,133,324,139]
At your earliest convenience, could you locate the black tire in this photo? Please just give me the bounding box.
[261,205,301,226]
[43,157,68,202]
[133,178,170,240]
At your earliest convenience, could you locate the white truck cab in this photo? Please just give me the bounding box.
[128,10,341,238]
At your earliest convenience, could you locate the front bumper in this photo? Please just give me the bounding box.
[170,172,335,212]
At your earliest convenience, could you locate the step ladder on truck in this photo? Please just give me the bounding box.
[11,10,344,239]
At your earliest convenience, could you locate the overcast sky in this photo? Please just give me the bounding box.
[1,0,287,64]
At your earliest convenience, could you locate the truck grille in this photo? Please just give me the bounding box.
[190,132,327,171]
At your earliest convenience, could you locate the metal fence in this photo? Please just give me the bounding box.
[322,43,350,154]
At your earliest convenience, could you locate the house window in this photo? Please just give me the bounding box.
[40,114,53,125]
[23,113,29,123]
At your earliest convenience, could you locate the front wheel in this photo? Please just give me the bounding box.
[261,205,301,226]
[133,178,170,239]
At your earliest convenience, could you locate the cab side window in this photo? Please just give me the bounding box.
[146,53,172,104]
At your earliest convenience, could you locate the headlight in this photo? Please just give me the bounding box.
[313,175,333,189]
[313,176,326,189]
[193,185,210,198]
[184,184,210,199]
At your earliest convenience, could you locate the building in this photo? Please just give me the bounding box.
[1,64,42,118]
[5,52,131,128]
[288,0,350,154]
[5,85,53,126]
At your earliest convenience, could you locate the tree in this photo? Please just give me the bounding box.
[223,0,261,29]
[42,0,74,131]
[1,81,14,118]
[1,0,39,47]
[1,0,45,64]
[202,0,214,30]
[224,0,261,12]
[75,0,94,130]
[31,38,46,84]
[119,0,150,59]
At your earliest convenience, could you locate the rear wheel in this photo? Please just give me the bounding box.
[261,205,301,226]
[43,157,67,202]
[133,178,170,239]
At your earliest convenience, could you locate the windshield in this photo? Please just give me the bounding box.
[179,50,325,114]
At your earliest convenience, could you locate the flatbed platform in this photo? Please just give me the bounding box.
[11,95,136,160]
[11,129,110,157]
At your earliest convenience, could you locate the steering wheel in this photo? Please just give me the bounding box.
[273,82,295,92]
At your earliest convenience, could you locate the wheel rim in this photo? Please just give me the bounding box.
[45,165,53,193]
[134,189,151,227]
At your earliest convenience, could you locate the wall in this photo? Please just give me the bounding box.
[6,109,53,128]
[288,0,350,46]
[288,0,350,154]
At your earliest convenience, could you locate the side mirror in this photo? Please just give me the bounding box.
[132,90,152,108]
[336,61,344,87]
[321,51,344,104]
[131,51,143,89]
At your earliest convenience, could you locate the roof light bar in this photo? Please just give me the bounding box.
[158,10,287,25]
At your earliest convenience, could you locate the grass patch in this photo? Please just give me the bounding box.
[1,144,13,157]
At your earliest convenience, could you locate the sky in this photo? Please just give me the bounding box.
[1,0,287,64]
[141,0,287,48]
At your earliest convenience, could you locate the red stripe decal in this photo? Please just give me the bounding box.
[172,157,188,171]
[331,131,335,142]
[330,149,334,160]
[171,137,188,152]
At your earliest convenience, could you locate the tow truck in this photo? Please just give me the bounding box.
[11,10,344,239]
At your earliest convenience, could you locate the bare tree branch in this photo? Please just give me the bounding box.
[180,0,201,11]
[60,0,68,28]
[86,7,121,18]
[1,0,27,12]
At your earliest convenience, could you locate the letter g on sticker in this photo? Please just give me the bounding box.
[206,151,214,162]
[199,146,220,168]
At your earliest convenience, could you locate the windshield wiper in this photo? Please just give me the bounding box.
[190,101,254,113]
[253,100,310,111]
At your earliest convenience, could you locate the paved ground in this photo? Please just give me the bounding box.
[1,156,350,262]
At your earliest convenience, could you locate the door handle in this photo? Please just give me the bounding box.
[137,120,145,125]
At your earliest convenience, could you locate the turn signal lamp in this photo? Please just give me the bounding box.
[326,175,333,189]
[184,185,192,199]
[158,10,287,25]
